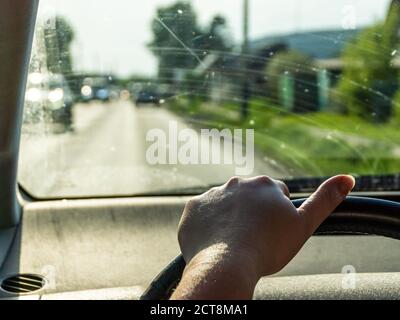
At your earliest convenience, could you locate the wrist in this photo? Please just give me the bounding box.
[174,243,260,300]
[192,243,260,276]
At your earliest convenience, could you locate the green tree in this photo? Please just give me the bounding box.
[148,1,202,82]
[335,1,400,122]
[43,16,75,75]
[148,2,233,85]
[200,15,233,54]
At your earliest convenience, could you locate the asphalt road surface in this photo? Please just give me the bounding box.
[19,100,290,198]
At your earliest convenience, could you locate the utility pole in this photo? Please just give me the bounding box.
[240,0,250,119]
[242,0,249,52]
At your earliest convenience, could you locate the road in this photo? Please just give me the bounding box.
[19,100,289,198]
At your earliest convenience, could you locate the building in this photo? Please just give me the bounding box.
[194,28,360,110]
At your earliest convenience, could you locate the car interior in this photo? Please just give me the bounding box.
[0,0,399,300]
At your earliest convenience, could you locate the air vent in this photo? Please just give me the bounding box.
[1,274,46,294]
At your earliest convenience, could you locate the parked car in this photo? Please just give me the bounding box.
[80,76,111,102]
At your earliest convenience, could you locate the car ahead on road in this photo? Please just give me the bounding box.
[24,72,75,131]
[132,82,175,107]
[134,90,162,106]
[80,76,112,102]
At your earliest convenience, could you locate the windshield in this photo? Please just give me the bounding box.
[19,0,400,198]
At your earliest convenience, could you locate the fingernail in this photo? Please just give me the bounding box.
[339,175,356,196]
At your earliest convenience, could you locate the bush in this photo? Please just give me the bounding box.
[335,2,400,123]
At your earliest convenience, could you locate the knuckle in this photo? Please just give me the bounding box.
[275,180,290,196]
[226,176,240,187]
[254,175,274,185]
[275,179,286,187]
[185,197,199,211]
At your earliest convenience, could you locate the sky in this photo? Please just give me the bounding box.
[37,0,392,77]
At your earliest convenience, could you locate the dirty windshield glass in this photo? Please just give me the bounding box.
[19,0,400,198]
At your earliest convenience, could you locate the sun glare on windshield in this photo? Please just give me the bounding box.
[18,0,400,198]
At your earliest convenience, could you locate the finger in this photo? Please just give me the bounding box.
[297,175,355,235]
[272,179,290,198]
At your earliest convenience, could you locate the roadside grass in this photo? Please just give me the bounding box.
[167,97,400,177]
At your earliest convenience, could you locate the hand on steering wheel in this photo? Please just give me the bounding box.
[141,176,400,300]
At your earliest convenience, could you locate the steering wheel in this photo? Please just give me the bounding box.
[140,196,400,300]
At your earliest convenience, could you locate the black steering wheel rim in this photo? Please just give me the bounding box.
[140,196,400,300]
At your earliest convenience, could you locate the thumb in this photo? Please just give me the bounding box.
[298,175,355,236]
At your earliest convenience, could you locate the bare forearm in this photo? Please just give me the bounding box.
[171,244,259,300]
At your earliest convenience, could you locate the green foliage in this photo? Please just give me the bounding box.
[43,16,75,75]
[335,24,390,120]
[148,1,201,81]
[167,98,400,176]
[199,15,233,54]
[391,89,400,122]
[336,2,400,122]
[148,1,232,83]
